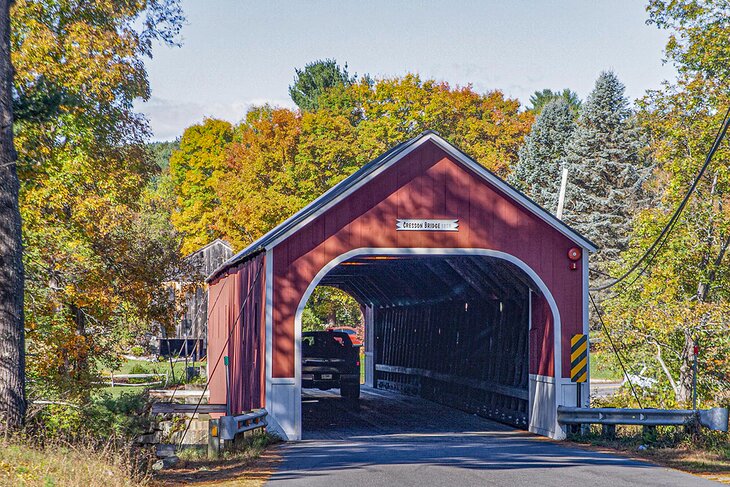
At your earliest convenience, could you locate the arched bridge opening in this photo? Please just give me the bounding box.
[302,252,550,433]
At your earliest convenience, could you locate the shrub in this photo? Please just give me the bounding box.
[130,346,145,357]
[86,391,151,439]
[127,364,151,384]
[27,391,151,441]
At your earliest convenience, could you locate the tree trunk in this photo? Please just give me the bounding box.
[0,0,25,431]
[676,329,694,404]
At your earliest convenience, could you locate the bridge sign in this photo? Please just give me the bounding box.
[571,334,588,383]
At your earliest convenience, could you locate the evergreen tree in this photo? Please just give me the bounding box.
[509,98,575,211]
[529,88,581,116]
[563,71,650,270]
[289,59,354,111]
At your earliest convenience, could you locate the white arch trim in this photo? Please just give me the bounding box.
[266,247,568,440]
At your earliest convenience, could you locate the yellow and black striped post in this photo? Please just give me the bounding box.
[570,333,588,425]
[570,334,588,383]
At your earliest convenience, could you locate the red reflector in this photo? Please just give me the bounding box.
[356,361,360,366]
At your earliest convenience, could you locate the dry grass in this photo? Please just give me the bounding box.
[152,449,280,487]
[567,425,730,484]
[0,440,151,487]
[152,432,281,486]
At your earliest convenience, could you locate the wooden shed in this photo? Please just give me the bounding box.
[207,131,596,440]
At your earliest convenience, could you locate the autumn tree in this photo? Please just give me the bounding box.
[509,99,576,211]
[322,75,534,176]
[12,0,185,400]
[170,118,233,254]
[149,140,180,172]
[171,74,533,252]
[302,287,362,331]
[602,1,730,406]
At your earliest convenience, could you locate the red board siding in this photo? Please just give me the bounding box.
[530,293,554,377]
[207,253,266,414]
[272,140,584,379]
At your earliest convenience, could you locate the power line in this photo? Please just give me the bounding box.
[177,259,264,450]
[591,105,730,292]
[166,275,230,405]
[589,293,643,409]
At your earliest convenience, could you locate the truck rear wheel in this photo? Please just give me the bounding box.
[341,382,360,399]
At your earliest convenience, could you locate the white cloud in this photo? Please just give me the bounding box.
[135,96,295,141]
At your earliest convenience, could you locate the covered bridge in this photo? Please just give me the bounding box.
[207,131,596,440]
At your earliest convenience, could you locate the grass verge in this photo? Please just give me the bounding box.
[152,432,282,486]
[589,350,622,381]
[0,439,152,487]
[96,358,206,397]
[568,425,730,483]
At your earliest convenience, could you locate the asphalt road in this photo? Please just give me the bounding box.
[591,379,624,398]
[267,387,718,487]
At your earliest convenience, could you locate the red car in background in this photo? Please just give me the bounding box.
[327,326,363,346]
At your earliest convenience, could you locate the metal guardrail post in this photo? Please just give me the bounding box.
[208,418,220,459]
[699,407,729,432]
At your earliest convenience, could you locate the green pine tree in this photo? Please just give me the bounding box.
[509,98,576,211]
[289,59,354,111]
[563,71,651,272]
[528,88,581,116]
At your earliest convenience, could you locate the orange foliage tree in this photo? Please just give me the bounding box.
[172,74,533,251]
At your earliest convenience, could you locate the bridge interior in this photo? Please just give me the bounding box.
[308,254,538,431]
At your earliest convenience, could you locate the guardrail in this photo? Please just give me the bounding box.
[558,406,729,432]
[219,409,268,440]
[208,409,268,458]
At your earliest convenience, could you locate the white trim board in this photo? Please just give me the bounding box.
[288,247,565,440]
[210,132,597,282]
[267,134,596,252]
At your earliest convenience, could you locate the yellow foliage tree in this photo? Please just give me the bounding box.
[171,74,533,251]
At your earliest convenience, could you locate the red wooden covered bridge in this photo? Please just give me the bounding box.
[207,131,596,440]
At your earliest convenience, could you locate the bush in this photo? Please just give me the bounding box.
[130,346,145,357]
[28,391,151,441]
[127,364,151,384]
[19,391,155,483]
[86,391,151,439]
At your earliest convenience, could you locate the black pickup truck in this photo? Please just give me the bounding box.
[302,330,361,399]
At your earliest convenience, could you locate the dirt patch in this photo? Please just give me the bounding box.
[565,438,730,485]
[152,444,282,486]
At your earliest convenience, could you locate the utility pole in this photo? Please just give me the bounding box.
[692,344,699,410]
[556,167,569,219]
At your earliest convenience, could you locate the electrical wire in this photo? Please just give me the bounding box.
[176,258,264,451]
[591,105,730,291]
[166,276,229,405]
[589,293,643,409]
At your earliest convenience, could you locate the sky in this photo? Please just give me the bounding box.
[137,0,677,141]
